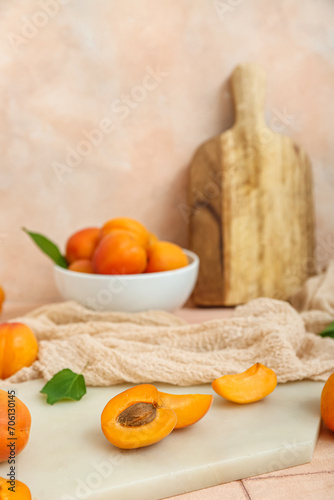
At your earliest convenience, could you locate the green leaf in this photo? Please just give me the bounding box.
[40,369,87,405]
[23,228,68,268]
[320,321,334,339]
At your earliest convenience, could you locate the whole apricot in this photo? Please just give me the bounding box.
[146,241,188,273]
[0,287,4,314]
[0,323,38,379]
[0,476,31,499]
[65,227,100,264]
[100,217,149,248]
[68,259,94,274]
[99,229,146,249]
[0,390,31,462]
[93,232,147,275]
[321,372,334,431]
[147,232,159,247]
[101,384,177,449]
[0,477,31,499]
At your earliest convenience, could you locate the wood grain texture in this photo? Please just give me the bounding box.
[189,63,315,306]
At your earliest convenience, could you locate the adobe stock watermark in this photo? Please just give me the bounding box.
[61,451,126,500]
[268,107,296,134]
[212,0,245,21]
[242,438,304,495]
[7,0,72,53]
[52,65,168,182]
[84,275,129,311]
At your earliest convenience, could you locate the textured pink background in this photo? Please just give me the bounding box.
[0,0,334,302]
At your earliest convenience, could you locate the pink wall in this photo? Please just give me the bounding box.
[1,0,334,303]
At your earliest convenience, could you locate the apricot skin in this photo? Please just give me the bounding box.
[321,372,334,431]
[100,217,149,248]
[68,259,94,273]
[0,323,38,380]
[65,227,100,264]
[93,232,147,275]
[0,477,32,499]
[158,392,213,429]
[147,232,159,246]
[101,384,177,449]
[212,363,277,404]
[146,241,188,273]
[0,390,31,462]
[0,287,4,314]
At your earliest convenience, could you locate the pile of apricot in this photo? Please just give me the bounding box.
[65,217,188,275]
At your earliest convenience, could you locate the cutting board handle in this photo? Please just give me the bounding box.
[231,63,266,127]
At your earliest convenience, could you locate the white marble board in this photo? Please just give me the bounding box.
[0,380,323,500]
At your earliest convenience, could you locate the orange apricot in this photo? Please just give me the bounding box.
[99,228,146,248]
[147,232,159,247]
[100,217,149,248]
[0,390,31,462]
[0,476,31,499]
[321,372,334,431]
[68,259,94,274]
[212,363,277,404]
[93,232,147,275]
[0,287,4,314]
[101,384,177,449]
[0,323,38,380]
[158,391,213,429]
[65,227,100,264]
[146,241,188,273]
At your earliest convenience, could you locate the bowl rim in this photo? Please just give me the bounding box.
[54,248,199,280]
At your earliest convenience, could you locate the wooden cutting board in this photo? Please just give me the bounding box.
[0,380,322,500]
[189,63,315,306]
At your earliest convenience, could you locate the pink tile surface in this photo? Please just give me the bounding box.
[0,1,334,304]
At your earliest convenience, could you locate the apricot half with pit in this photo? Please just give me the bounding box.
[212,363,277,404]
[101,384,177,449]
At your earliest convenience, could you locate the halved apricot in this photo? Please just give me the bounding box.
[158,391,213,429]
[212,363,277,404]
[101,384,177,449]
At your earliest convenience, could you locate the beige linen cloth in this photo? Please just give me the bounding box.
[5,261,334,386]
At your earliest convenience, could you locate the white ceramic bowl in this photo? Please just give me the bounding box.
[54,249,199,312]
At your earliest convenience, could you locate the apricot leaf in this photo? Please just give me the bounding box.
[40,368,87,405]
[23,228,68,268]
[320,322,334,339]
